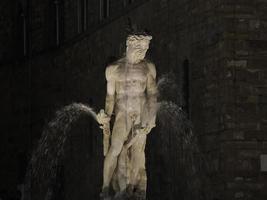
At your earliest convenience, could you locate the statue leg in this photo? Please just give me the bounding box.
[111,145,131,200]
[129,134,147,191]
[102,113,131,196]
[115,145,130,192]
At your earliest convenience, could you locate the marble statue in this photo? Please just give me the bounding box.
[97,33,158,200]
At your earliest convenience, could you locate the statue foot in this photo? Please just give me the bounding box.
[126,184,134,196]
[113,191,128,200]
[113,186,136,200]
[134,190,146,200]
[100,187,111,200]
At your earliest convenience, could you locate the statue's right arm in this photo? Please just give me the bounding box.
[105,65,116,117]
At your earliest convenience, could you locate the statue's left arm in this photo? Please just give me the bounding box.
[144,62,158,133]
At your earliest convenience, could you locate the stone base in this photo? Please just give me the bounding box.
[101,190,146,200]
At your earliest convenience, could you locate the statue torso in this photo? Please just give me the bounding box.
[111,60,149,114]
[114,60,148,96]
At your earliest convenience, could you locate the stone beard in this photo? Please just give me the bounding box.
[98,34,157,200]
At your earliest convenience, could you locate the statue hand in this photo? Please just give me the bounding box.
[97,110,111,156]
[96,109,111,125]
[100,123,111,135]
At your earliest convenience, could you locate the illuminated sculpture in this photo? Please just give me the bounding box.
[97,33,158,199]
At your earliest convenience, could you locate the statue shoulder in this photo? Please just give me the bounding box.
[146,60,156,79]
[105,64,119,81]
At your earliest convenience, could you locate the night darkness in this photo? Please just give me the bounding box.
[1,0,267,200]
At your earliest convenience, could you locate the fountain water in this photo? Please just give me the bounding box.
[24,103,99,200]
[146,73,210,200]
[23,74,210,200]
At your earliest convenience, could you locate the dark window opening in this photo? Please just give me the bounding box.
[77,0,89,33]
[124,0,135,7]
[45,1,55,48]
[54,0,60,46]
[52,0,64,46]
[83,0,88,30]
[100,0,110,20]
[17,2,29,59]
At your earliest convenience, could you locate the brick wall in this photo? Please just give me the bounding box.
[218,1,267,199]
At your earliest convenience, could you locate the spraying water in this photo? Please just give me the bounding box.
[23,74,210,200]
[146,73,210,200]
[24,103,98,200]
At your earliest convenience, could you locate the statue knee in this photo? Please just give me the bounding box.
[109,143,123,157]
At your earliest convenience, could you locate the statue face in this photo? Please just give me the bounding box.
[126,35,152,63]
[127,40,149,61]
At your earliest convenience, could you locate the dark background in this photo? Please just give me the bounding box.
[1,0,267,199]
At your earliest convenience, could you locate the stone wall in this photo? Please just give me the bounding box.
[218,1,267,199]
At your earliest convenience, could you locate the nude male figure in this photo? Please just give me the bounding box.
[99,34,157,199]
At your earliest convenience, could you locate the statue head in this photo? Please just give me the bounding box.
[126,34,152,64]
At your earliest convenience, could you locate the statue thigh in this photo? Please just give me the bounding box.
[109,111,132,157]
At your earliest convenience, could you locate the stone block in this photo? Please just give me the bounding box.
[233,131,245,140]
[235,191,244,198]
[227,60,247,68]
[260,154,267,172]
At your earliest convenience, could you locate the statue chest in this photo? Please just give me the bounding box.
[115,64,148,83]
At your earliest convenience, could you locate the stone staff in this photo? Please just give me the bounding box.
[97,109,111,156]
